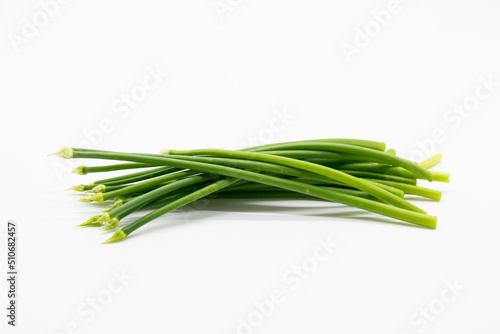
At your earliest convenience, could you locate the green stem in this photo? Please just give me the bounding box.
[92,166,177,186]
[242,138,386,152]
[163,149,425,213]
[74,148,423,213]
[72,150,412,209]
[104,174,436,243]
[367,179,442,201]
[78,163,157,174]
[338,170,416,185]
[225,178,405,198]
[104,178,239,243]
[238,143,434,181]
[85,170,201,202]
[419,153,443,169]
[106,174,217,222]
[67,149,434,227]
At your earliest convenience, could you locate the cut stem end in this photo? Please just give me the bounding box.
[102,230,127,244]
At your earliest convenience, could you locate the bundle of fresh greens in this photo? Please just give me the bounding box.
[50,139,449,244]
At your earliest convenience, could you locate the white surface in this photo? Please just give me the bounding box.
[1,1,499,333]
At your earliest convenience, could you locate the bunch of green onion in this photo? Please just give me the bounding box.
[49,139,449,244]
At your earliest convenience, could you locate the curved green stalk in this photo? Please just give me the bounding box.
[225,178,405,198]
[74,163,157,175]
[104,174,436,243]
[338,170,417,185]
[236,143,434,181]
[147,154,408,197]
[92,166,177,186]
[98,173,406,200]
[83,170,201,202]
[65,148,435,223]
[70,148,423,213]
[103,178,239,243]
[419,153,443,169]
[255,150,360,161]
[49,143,447,243]
[335,163,416,179]
[385,148,396,155]
[242,138,386,152]
[163,149,425,213]
[98,174,218,229]
[368,179,442,201]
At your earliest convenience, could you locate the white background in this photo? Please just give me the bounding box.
[1,0,499,333]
